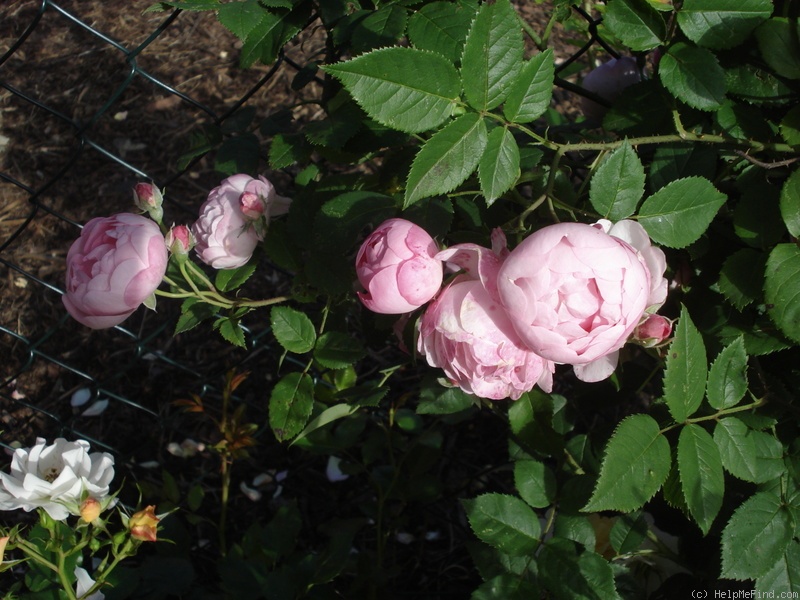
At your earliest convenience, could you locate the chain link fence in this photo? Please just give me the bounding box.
[0,1,610,461]
[0,0,319,461]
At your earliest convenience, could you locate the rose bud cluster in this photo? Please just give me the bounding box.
[192,174,290,269]
[580,56,643,122]
[64,174,290,330]
[355,218,671,400]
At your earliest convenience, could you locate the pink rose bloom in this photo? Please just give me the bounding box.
[63,213,168,329]
[192,174,290,269]
[356,218,443,314]
[417,235,554,400]
[497,222,651,382]
[581,56,642,121]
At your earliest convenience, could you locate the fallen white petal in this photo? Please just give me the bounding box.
[396,532,415,545]
[71,388,92,408]
[81,399,109,417]
[325,457,349,482]
[240,481,262,502]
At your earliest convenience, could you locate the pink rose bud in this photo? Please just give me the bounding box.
[356,218,443,314]
[192,174,289,270]
[165,224,195,256]
[133,182,164,224]
[239,191,266,220]
[63,213,168,329]
[497,222,651,382]
[581,56,643,122]
[633,314,672,347]
[418,242,553,400]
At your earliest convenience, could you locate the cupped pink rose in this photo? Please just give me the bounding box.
[192,174,290,269]
[63,213,168,329]
[417,240,554,400]
[356,218,443,314]
[581,56,643,121]
[497,222,651,378]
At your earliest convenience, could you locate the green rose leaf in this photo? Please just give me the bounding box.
[677,0,772,50]
[322,47,460,134]
[462,493,541,556]
[404,112,488,207]
[780,106,800,146]
[460,0,523,111]
[589,140,645,220]
[514,459,557,509]
[539,538,622,600]
[756,541,800,596]
[659,42,727,111]
[718,248,766,310]
[677,424,725,535]
[648,143,717,193]
[755,18,800,80]
[706,336,748,410]
[663,306,707,422]
[472,574,539,600]
[780,169,800,237]
[350,5,407,53]
[314,331,366,369]
[215,263,257,293]
[417,386,477,415]
[638,176,726,248]
[239,4,307,68]
[269,372,315,442]
[218,0,267,40]
[175,298,217,335]
[407,1,475,64]
[721,491,794,580]
[583,414,671,513]
[270,306,316,354]
[765,243,800,343]
[603,0,666,51]
[610,511,649,555]
[713,418,785,484]
[216,317,247,348]
[478,126,520,205]
[503,49,555,124]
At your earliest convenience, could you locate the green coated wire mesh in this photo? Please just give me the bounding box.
[0,0,313,462]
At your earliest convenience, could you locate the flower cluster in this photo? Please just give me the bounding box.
[355,219,671,400]
[63,174,290,330]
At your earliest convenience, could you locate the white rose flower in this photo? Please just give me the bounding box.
[0,438,115,521]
